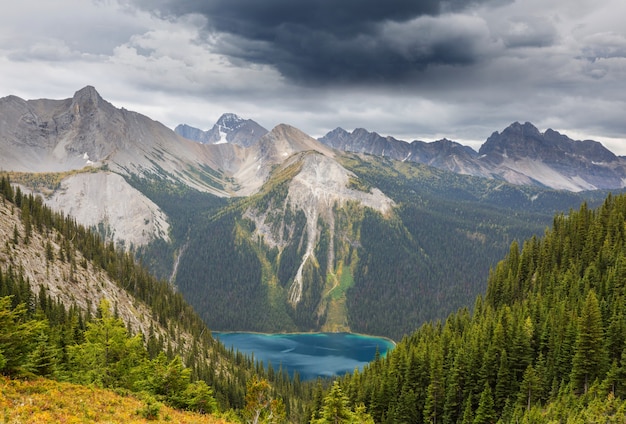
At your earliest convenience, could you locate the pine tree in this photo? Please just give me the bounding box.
[26,329,58,377]
[517,365,540,411]
[473,383,496,424]
[494,349,511,412]
[314,381,352,424]
[570,290,608,394]
[424,345,445,424]
[0,296,45,376]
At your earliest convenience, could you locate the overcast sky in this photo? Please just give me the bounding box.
[1,0,626,153]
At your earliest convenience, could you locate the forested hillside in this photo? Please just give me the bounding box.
[146,150,612,341]
[316,193,626,422]
[0,175,313,423]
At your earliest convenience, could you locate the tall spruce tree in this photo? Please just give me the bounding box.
[570,290,608,394]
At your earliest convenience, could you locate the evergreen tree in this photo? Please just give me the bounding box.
[473,383,496,424]
[517,365,540,411]
[311,381,374,424]
[424,345,445,424]
[26,329,58,377]
[68,298,145,388]
[0,296,45,376]
[570,290,608,394]
[313,381,352,424]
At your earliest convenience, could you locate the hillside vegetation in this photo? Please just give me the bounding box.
[0,175,313,423]
[315,193,626,422]
[0,375,231,423]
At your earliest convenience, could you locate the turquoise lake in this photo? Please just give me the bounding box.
[214,332,395,380]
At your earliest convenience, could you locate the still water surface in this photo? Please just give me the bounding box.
[214,332,394,380]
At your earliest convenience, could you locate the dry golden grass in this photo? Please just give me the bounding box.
[6,167,99,195]
[0,376,234,424]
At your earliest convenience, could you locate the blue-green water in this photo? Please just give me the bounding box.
[214,332,395,380]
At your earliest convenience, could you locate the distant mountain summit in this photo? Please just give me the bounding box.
[175,113,268,147]
[478,121,626,190]
[479,122,617,162]
[320,122,626,192]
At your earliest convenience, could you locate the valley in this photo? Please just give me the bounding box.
[2,87,626,421]
[1,87,620,341]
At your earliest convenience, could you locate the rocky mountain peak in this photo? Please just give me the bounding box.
[175,113,267,147]
[70,86,111,117]
[72,85,102,104]
[479,121,618,164]
[173,124,206,142]
[479,121,545,158]
[326,127,350,137]
[260,124,335,158]
[215,112,244,129]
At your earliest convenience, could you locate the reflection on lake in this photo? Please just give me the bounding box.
[214,332,395,380]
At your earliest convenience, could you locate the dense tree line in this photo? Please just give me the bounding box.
[315,193,626,422]
[124,172,227,281]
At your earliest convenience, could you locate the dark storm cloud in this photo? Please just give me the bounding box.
[134,0,506,84]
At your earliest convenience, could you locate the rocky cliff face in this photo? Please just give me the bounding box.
[0,192,161,339]
[40,172,170,247]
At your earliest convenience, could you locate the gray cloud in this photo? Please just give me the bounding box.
[1,0,626,155]
[132,0,509,84]
[498,16,558,48]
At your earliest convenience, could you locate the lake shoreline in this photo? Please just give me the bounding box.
[212,330,397,346]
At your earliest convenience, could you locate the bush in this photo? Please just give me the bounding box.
[137,396,161,421]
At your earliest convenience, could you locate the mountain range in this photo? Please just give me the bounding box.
[0,86,621,339]
[318,122,626,192]
[176,116,626,192]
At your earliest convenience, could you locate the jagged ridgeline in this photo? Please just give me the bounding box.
[323,193,626,423]
[0,175,313,422]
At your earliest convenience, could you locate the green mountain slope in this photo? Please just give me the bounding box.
[320,192,626,423]
[135,151,614,340]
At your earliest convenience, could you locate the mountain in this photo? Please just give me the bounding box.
[0,87,617,341]
[175,113,268,147]
[319,122,626,192]
[0,86,244,246]
[478,121,626,190]
[0,178,311,421]
[170,148,612,338]
[324,191,626,423]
